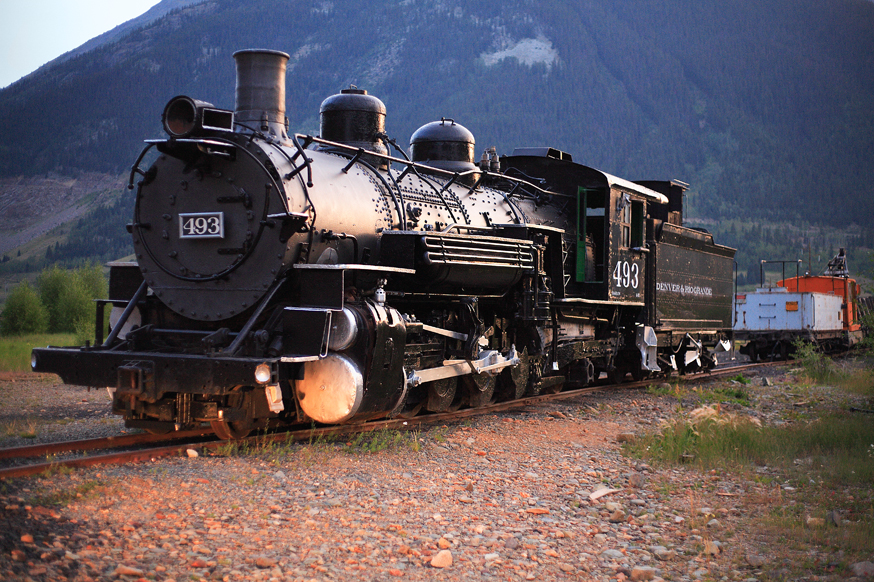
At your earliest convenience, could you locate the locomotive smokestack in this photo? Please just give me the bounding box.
[233,49,290,140]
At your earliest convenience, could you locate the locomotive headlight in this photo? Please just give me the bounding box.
[254,363,272,384]
[163,96,201,137]
[162,95,234,138]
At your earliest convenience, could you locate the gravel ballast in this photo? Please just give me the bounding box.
[1,365,872,582]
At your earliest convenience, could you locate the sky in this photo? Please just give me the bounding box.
[0,0,162,89]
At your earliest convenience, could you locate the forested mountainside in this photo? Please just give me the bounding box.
[0,0,872,231]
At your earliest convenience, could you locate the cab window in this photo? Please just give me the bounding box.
[620,202,632,247]
[618,194,644,249]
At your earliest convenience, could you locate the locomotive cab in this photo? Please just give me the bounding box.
[501,148,666,304]
[573,183,653,304]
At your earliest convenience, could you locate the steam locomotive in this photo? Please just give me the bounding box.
[31,49,735,439]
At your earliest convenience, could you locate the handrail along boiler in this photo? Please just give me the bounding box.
[31,50,736,438]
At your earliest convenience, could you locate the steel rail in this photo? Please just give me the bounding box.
[0,359,783,480]
[0,427,214,461]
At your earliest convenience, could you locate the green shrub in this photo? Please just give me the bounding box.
[56,277,93,333]
[73,315,96,346]
[37,266,68,332]
[75,263,108,300]
[711,384,752,406]
[728,374,751,385]
[858,311,874,352]
[0,281,48,335]
[793,338,841,384]
[37,264,108,334]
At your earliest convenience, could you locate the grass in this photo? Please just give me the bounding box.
[728,373,751,385]
[1,417,39,440]
[709,384,752,406]
[631,407,874,481]
[793,339,843,384]
[213,430,296,459]
[432,426,449,442]
[646,382,676,397]
[212,426,425,462]
[627,359,874,577]
[0,332,76,373]
[342,428,421,454]
[27,479,99,506]
[646,378,751,407]
[7,416,76,435]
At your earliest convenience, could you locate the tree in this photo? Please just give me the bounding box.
[76,263,109,300]
[56,277,94,334]
[37,264,108,333]
[0,280,48,335]
[37,266,68,331]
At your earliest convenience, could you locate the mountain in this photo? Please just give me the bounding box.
[0,0,872,246]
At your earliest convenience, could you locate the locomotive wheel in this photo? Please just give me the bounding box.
[210,387,257,439]
[397,400,425,419]
[464,374,497,408]
[565,358,595,388]
[607,367,626,384]
[497,348,530,401]
[425,378,459,412]
[210,420,253,440]
[542,382,563,395]
[145,426,173,435]
[629,353,648,382]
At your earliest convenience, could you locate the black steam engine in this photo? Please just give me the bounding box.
[32,50,735,438]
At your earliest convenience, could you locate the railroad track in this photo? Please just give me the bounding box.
[0,358,780,480]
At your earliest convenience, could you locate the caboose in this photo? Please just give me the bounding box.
[735,250,863,359]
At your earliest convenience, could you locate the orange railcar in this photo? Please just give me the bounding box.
[735,249,864,361]
[777,274,861,334]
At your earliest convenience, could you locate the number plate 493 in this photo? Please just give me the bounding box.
[179,212,224,239]
[612,260,639,289]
